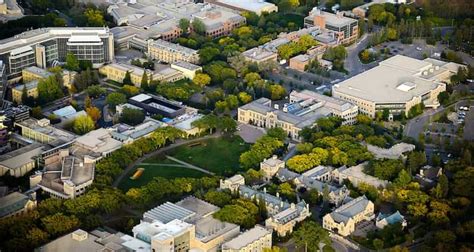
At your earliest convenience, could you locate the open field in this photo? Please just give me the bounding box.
[118,136,249,190]
[166,136,249,175]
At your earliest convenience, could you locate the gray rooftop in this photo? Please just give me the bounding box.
[143,201,196,224]
[36,229,104,252]
[0,143,44,170]
[222,225,271,250]
[0,192,30,218]
[330,195,371,224]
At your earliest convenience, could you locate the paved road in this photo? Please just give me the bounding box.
[165,155,215,175]
[404,108,441,139]
[112,133,221,188]
[345,34,376,76]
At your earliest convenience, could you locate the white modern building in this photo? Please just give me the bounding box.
[0,27,114,81]
[333,55,463,117]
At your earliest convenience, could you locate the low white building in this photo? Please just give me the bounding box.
[260,155,285,180]
[221,225,272,252]
[220,174,245,193]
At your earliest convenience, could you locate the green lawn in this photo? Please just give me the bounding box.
[118,157,207,191]
[166,136,250,175]
[118,136,250,191]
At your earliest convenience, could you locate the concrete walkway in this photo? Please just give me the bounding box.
[165,156,215,175]
[112,133,221,188]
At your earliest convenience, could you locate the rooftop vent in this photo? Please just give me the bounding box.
[72,229,88,241]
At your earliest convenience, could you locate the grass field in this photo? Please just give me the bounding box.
[118,136,249,191]
[119,157,208,191]
[166,136,249,175]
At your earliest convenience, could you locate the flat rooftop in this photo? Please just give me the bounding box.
[222,225,271,250]
[307,9,357,27]
[15,118,77,146]
[171,61,202,71]
[0,143,44,169]
[242,47,277,61]
[150,39,198,55]
[37,229,104,252]
[333,55,446,103]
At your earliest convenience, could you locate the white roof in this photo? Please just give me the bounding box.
[68,35,102,43]
[130,93,152,103]
[222,225,271,250]
[53,105,77,117]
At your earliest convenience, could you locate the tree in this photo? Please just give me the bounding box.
[192,19,206,35]
[179,18,190,33]
[192,114,219,134]
[278,182,295,200]
[238,92,253,104]
[26,228,49,248]
[140,72,149,90]
[218,116,237,133]
[73,115,95,135]
[287,148,329,172]
[121,85,140,97]
[240,135,284,169]
[84,8,105,26]
[65,53,79,71]
[453,167,474,198]
[86,85,106,98]
[86,106,101,123]
[293,221,331,250]
[41,213,80,236]
[37,76,64,104]
[120,108,145,126]
[267,127,287,141]
[123,71,132,85]
[267,84,286,100]
[193,73,211,87]
[84,95,92,109]
[395,169,411,187]
[204,190,232,207]
[199,47,220,64]
[373,238,384,250]
[106,92,126,111]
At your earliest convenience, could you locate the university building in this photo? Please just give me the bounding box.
[332,55,463,117]
[304,8,358,45]
[0,27,114,81]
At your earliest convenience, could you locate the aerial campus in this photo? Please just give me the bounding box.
[0,0,473,251]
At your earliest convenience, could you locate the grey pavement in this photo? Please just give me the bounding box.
[236,123,266,143]
[165,155,215,175]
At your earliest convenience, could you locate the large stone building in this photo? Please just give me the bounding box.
[221,225,272,252]
[323,195,375,236]
[260,155,285,180]
[205,0,278,16]
[238,90,358,140]
[133,197,240,252]
[304,8,358,45]
[0,191,36,219]
[148,39,200,64]
[12,80,38,104]
[332,55,461,117]
[99,62,184,87]
[109,0,245,50]
[239,185,311,237]
[0,27,114,81]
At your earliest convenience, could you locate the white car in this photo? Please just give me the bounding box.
[416,47,422,51]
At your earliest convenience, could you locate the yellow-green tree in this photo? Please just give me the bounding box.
[73,115,95,135]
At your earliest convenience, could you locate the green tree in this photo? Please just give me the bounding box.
[41,213,80,236]
[204,190,232,207]
[140,71,149,90]
[199,47,220,64]
[293,221,331,250]
[120,108,145,126]
[123,71,132,85]
[106,92,127,111]
[37,76,64,104]
[192,19,206,35]
[218,116,237,133]
[65,52,80,71]
[192,114,219,134]
[267,127,287,141]
[193,73,211,87]
[86,106,101,123]
[26,228,49,248]
[121,85,140,97]
[84,8,105,26]
[373,238,384,250]
[179,18,190,33]
[73,115,95,135]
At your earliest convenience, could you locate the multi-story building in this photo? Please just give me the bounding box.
[242,47,278,64]
[221,225,272,252]
[239,185,311,237]
[171,61,202,80]
[260,155,285,180]
[332,162,389,189]
[0,191,37,219]
[220,174,245,193]
[0,27,114,81]
[332,55,461,117]
[148,39,200,64]
[205,0,278,16]
[323,195,375,236]
[304,8,358,45]
[128,93,187,119]
[21,66,53,83]
[238,90,357,140]
[15,118,76,146]
[133,197,240,252]
[109,118,165,144]
[12,80,38,104]
[109,1,245,49]
[36,229,151,252]
[0,142,45,177]
[99,62,184,87]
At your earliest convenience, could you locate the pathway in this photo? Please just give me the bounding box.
[165,156,215,175]
[112,133,221,188]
